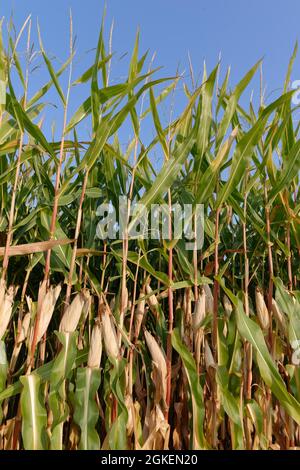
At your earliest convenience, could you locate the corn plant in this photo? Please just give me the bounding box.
[0,15,299,450]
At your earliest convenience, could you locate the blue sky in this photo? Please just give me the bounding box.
[1,0,300,156]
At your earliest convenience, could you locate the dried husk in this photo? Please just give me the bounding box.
[59,289,90,333]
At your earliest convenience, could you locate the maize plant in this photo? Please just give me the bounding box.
[0,14,300,451]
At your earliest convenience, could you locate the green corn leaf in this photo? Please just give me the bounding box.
[195,127,237,203]
[63,77,173,181]
[274,277,300,348]
[64,69,163,134]
[246,400,268,449]
[0,341,7,423]
[20,373,49,450]
[128,29,140,85]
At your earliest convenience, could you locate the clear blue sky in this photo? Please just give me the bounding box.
[1,0,300,151]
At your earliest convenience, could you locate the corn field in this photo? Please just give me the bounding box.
[0,15,300,451]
